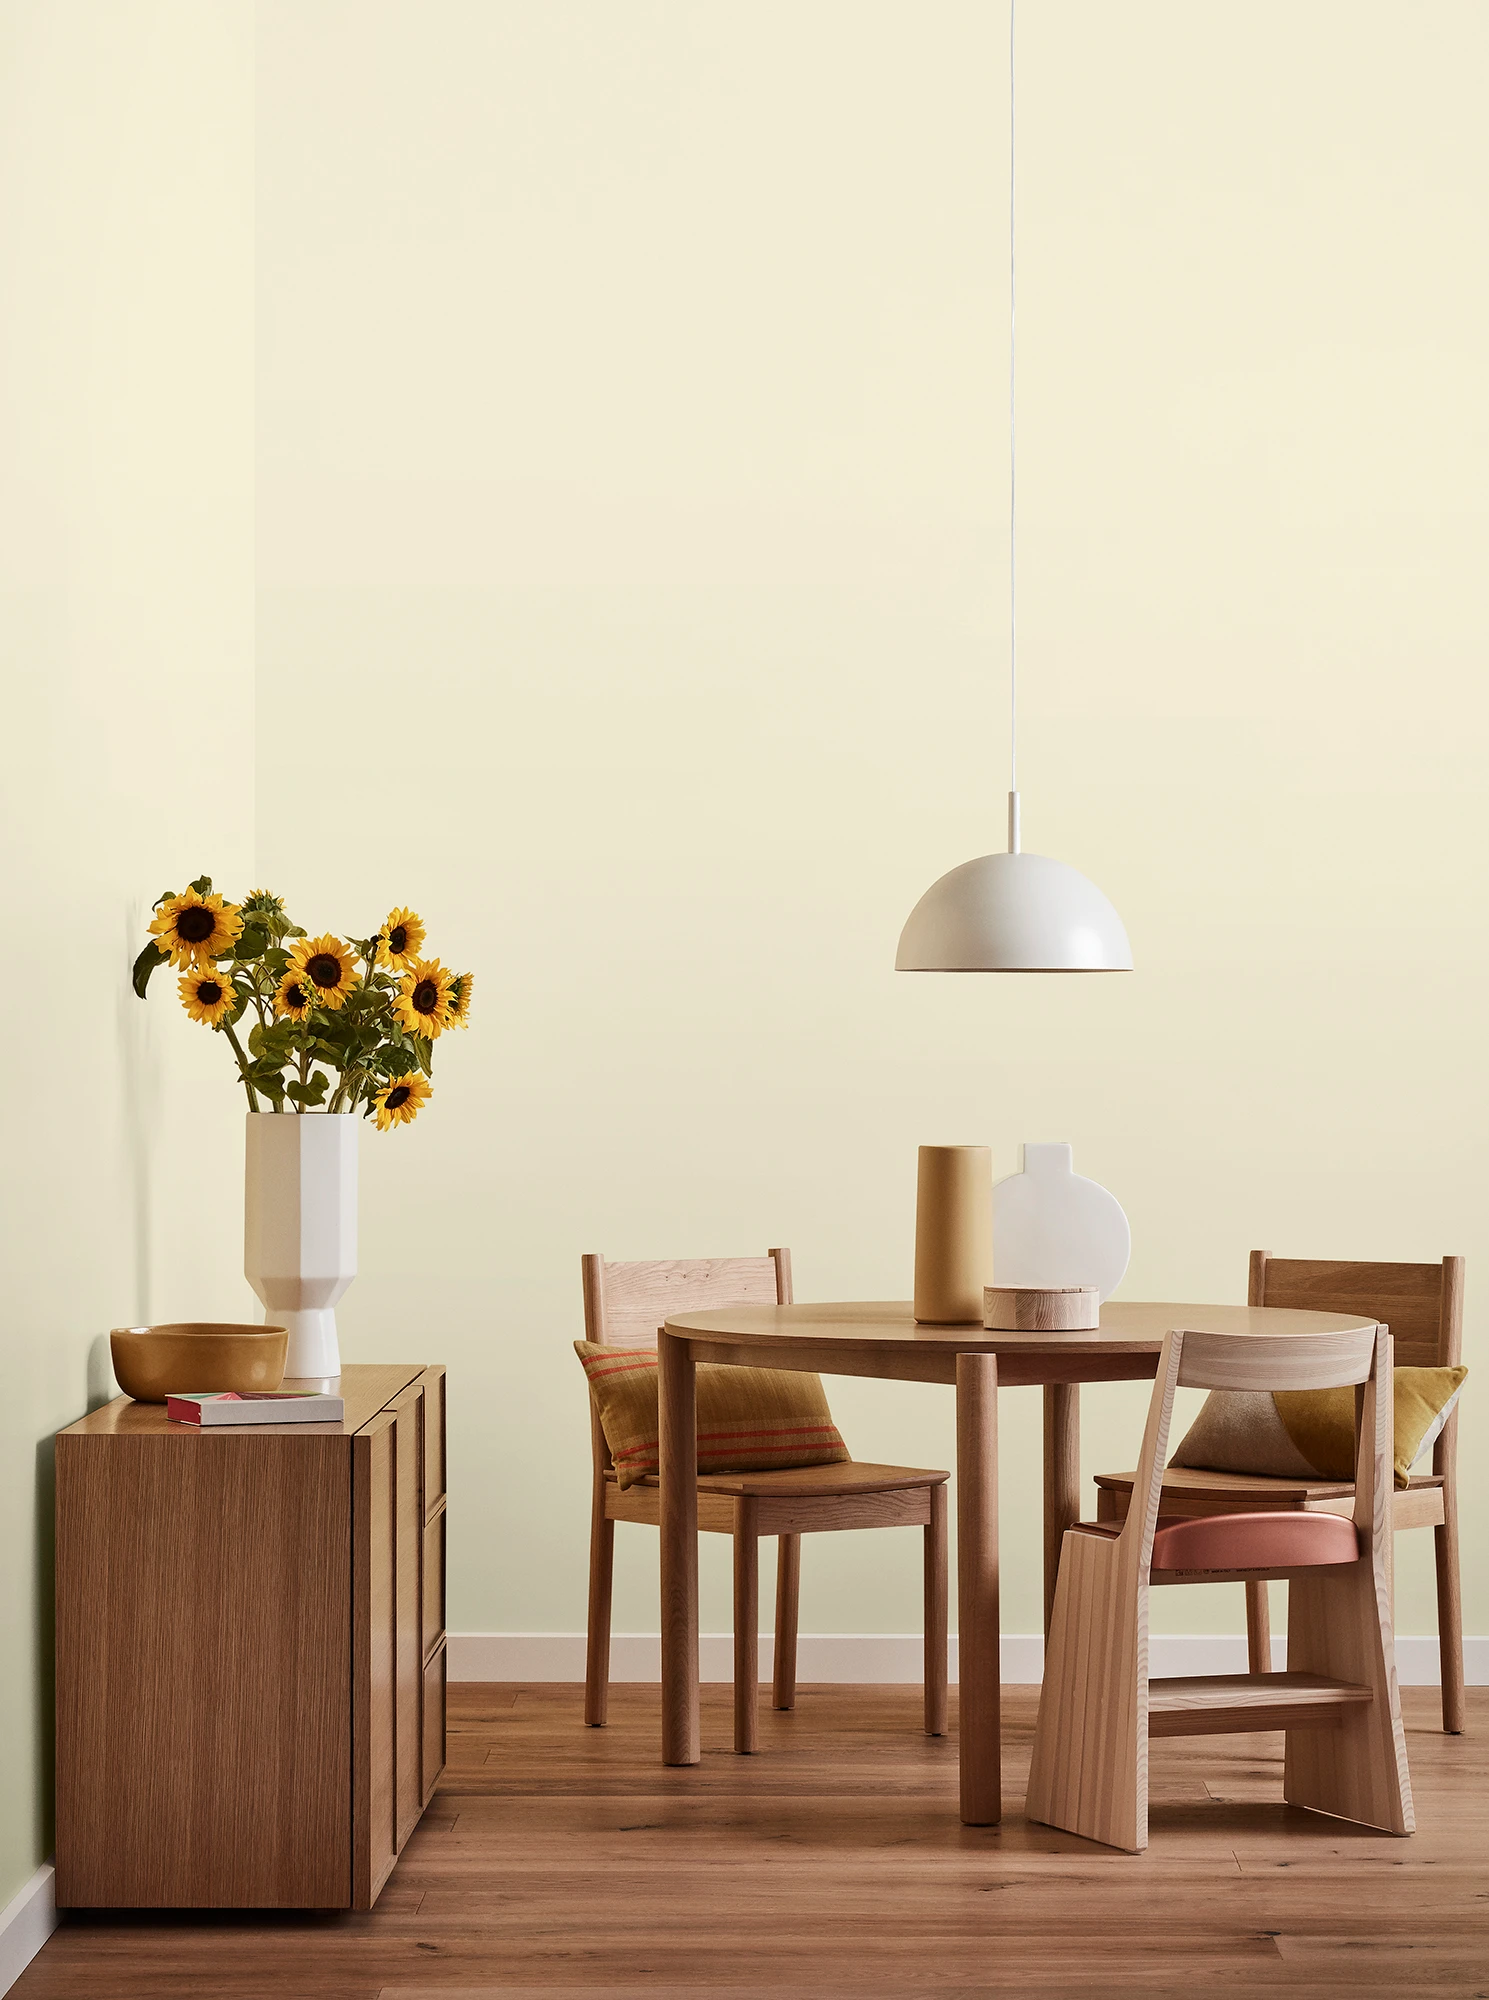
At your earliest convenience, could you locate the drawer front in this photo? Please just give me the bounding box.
[423,1366,446,1516]
[391,1384,425,1852]
[422,1643,447,1808]
[423,1508,446,1663]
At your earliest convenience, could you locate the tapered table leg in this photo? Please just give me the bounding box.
[956,1352,1000,1826]
[1043,1382,1080,1638]
[659,1328,700,1765]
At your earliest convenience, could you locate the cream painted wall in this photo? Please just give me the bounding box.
[256,0,1487,1655]
[0,3,254,1907]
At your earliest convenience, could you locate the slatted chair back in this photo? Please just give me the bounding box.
[581,1250,792,1349]
[1122,1324,1391,1579]
[1250,1252,1463,1370]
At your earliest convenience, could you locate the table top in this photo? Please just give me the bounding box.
[663,1298,1377,1361]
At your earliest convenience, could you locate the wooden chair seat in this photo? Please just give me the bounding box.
[1095,1463,1446,1532]
[609,1461,949,1498]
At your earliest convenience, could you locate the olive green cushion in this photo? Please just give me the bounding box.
[1170,1366,1466,1490]
[575,1342,850,1490]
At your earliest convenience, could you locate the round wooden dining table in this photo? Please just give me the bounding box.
[656,1297,1381,1825]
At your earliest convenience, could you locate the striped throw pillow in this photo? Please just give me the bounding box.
[575,1342,850,1489]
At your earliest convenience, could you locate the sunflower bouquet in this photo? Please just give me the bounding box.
[133,879,472,1131]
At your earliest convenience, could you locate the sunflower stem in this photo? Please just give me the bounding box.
[221,1019,262,1111]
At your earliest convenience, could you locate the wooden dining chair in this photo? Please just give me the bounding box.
[1093,1254,1465,1731]
[1028,1321,1413,1852]
[581,1249,949,1753]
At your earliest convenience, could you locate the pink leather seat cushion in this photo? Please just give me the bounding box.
[1150,1509,1360,1573]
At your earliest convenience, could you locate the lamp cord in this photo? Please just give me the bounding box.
[1009,0,1017,797]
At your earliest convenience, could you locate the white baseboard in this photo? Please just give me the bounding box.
[448,1631,1486,1686]
[0,1864,55,1999]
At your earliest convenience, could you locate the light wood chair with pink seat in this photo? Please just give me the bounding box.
[581,1248,949,1754]
[1094,1253,1465,1731]
[1027,1321,1413,1853]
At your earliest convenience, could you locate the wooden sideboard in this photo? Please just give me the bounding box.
[54,1363,447,1910]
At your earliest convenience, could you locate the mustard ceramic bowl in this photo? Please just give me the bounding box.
[109,1323,289,1403]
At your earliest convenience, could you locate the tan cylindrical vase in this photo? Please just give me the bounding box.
[914,1144,994,1325]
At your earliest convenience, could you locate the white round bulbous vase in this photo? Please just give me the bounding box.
[244,1111,358,1384]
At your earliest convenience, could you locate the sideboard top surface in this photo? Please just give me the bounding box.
[58,1364,427,1439]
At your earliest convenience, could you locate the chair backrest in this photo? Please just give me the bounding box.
[579,1250,794,1479]
[1122,1323,1392,1576]
[1250,1251,1463,1369]
[581,1249,792,1349]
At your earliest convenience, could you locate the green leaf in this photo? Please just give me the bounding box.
[188,875,213,895]
[131,941,168,999]
[381,1045,419,1077]
[235,926,270,960]
[415,1036,434,1076]
[285,1073,330,1106]
[152,887,178,911]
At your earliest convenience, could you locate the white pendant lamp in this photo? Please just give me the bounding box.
[896,4,1132,975]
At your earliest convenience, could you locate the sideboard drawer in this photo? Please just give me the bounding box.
[422,1643,447,1810]
[423,1507,446,1660]
[423,1364,446,1515]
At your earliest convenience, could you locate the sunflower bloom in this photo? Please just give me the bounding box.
[376,907,427,971]
[179,968,237,1027]
[446,971,474,1028]
[150,889,242,968]
[288,934,358,1010]
[393,958,455,1039]
[274,972,314,1022]
[373,1071,431,1131]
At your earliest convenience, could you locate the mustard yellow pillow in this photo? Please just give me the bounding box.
[1170,1366,1466,1491]
[575,1343,850,1489]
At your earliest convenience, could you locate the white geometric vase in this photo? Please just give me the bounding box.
[990,1141,1131,1302]
[244,1111,358,1383]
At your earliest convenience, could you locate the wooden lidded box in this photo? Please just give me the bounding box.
[54,1363,447,1910]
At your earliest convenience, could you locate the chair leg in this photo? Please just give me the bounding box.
[584,1492,615,1727]
[924,1483,948,1737]
[1284,1565,1413,1835]
[734,1500,759,1753]
[1026,1530,1145,1852]
[1245,1580,1272,1674]
[1435,1486,1465,1734]
[772,1534,800,1710]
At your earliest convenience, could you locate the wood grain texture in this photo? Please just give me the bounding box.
[422,1364,447,1516]
[985,1285,1099,1331]
[732,1499,759,1753]
[954,1352,1000,1826]
[394,1386,426,1851]
[16,1682,1486,2000]
[55,1430,352,1908]
[657,1327,700,1767]
[1043,1381,1080,1637]
[60,1364,424,1439]
[1148,1673,1373,1737]
[924,1481,948,1738]
[353,1412,398,1911]
[772,1534,800,1711]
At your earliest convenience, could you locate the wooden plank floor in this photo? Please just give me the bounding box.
[17,1684,1487,1999]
